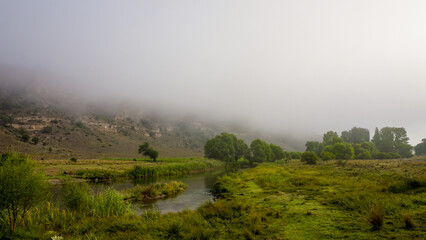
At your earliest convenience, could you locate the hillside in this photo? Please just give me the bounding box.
[0,95,301,160]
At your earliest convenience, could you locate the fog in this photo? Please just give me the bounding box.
[1,0,425,145]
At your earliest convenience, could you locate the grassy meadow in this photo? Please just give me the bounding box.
[2,157,424,239]
[37,157,224,180]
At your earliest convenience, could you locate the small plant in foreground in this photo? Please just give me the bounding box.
[368,204,384,230]
[402,214,416,229]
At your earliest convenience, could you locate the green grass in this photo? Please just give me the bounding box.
[123,181,187,202]
[38,157,224,180]
[2,158,425,239]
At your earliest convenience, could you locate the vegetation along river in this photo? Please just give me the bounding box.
[53,169,226,214]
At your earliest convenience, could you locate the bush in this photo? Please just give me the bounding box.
[355,150,371,159]
[62,182,131,217]
[62,181,93,212]
[0,152,50,233]
[332,142,354,160]
[372,152,401,160]
[31,136,39,145]
[301,151,318,165]
[289,152,302,160]
[42,126,53,134]
[70,157,77,163]
[320,151,335,160]
[21,132,30,142]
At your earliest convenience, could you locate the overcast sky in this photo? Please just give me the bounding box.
[0,0,425,145]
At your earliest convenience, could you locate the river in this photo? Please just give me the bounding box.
[54,169,227,214]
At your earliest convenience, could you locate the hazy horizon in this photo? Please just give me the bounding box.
[1,0,425,145]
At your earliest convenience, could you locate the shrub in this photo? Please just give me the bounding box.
[320,151,335,160]
[289,152,302,160]
[70,157,77,163]
[31,136,39,145]
[0,152,50,233]
[372,152,391,159]
[355,150,371,160]
[62,181,93,212]
[332,142,354,160]
[21,132,30,142]
[42,126,53,134]
[301,151,318,165]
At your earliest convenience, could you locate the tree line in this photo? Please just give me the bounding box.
[204,132,301,165]
[305,126,425,161]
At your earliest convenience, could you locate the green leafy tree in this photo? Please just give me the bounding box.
[305,141,323,156]
[248,139,272,165]
[372,127,413,157]
[320,151,336,160]
[20,129,30,142]
[204,133,236,162]
[360,141,379,155]
[138,142,159,162]
[414,139,426,156]
[270,143,285,161]
[356,150,372,159]
[0,152,50,233]
[234,137,249,161]
[301,151,319,165]
[341,127,370,144]
[289,152,302,159]
[332,142,354,160]
[322,131,343,146]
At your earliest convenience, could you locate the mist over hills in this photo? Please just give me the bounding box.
[0,66,304,159]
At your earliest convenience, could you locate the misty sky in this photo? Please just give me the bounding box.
[0,0,425,144]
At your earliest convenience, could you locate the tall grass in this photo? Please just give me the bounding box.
[123,181,187,202]
[74,159,224,180]
[92,188,132,217]
[129,160,223,178]
[62,181,132,217]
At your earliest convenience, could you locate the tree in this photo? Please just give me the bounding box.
[31,136,39,145]
[0,152,50,233]
[233,137,249,161]
[360,141,379,155]
[320,151,336,160]
[322,131,343,146]
[372,127,413,157]
[414,139,426,156]
[21,129,29,142]
[305,141,323,156]
[341,127,370,144]
[270,143,285,161]
[138,142,159,162]
[248,139,272,165]
[332,142,354,160]
[204,133,236,162]
[301,151,319,165]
